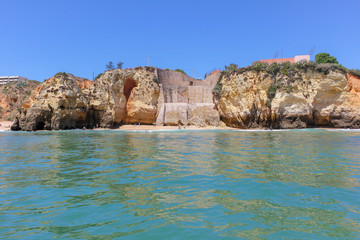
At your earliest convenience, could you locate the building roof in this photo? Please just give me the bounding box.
[254,55,310,65]
[256,58,295,64]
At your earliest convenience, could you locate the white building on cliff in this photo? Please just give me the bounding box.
[0,76,28,85]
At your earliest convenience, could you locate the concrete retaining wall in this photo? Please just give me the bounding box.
[155,68,221,126]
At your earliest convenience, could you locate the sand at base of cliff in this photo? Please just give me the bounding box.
[112,125,237,131]
[0,121,12,131]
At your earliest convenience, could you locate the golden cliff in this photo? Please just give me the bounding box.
[218,63,360,128]
[12,68,160,130]
[10,63,360,131]
[88,67,159,127]
[0,80,40,121]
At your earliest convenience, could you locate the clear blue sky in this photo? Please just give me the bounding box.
[1,0,359,81]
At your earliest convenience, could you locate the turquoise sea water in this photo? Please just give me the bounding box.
[0,129,359,239]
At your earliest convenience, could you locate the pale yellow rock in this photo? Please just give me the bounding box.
[219,68,360,128]
[88,67,159,127]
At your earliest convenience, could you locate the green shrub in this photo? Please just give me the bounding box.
[292,61,317,71]
[174,69,186,75]
[212,81,223,95]
[55,72,68,78]
[225,63,238,72]
[285,85,292,93]
[152,76,158,84]
[266,99,272,108]
[267,63,281,75]
[266,83,277,108]
[315,53,338,64]
[281,68,288,76]
[252,62,268,73]
[349,69,360,78]
[95,73,103,80]
[16,82,26,88]
[219,70,230,82]
[145,66,155,72]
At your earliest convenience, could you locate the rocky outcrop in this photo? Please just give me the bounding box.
[12,73,91,131]
[88,67,159,127]
[0,80,40,121]
[12,68,160,131]
[218,65,360,129]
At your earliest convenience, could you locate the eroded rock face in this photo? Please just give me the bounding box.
[219,69,360,129]
[12,73,91,131]
[88,67,159,127]
[12,68,160,130]
[0,80,40,121]
[12,65,360,131]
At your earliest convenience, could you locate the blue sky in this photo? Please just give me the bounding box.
[1,0,359,81]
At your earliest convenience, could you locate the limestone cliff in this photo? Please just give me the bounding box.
[0,80,40,121]
[88,67,159,127]
[12,73,92,131]
[11,63,360,131]
[218,63,360,128]
[12,67,160,130]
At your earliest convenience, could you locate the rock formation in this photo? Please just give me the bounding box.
[12,73,92,131]
[0,80,40,121]
[218,63,360,128]
[10,63,360,131]
[88,67,159,127]
[12,68,161,130]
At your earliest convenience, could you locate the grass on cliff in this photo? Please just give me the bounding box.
[220,61,360,79]
[55,72,69,77]
[174,69,186,75]
[212,81,223,95]
[95,73,103,80]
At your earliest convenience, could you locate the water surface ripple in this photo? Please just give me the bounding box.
[0,129,359,239]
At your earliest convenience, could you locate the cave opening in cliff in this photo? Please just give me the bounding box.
[36,121,45,130]
[123,78,137,101]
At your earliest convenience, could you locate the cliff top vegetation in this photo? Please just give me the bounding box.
[220,61,360,80]
[315,53,338,64]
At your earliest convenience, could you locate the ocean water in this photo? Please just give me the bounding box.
[0,129,359,240]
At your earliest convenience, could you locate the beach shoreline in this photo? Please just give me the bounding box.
[111,125,238,131]
[0,121,12,131]
[1,121,357,132]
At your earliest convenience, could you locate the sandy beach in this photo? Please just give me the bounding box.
[111,124,238,131]
[0,122,238,132]
[0,121,12,131]
[1,122,349,132]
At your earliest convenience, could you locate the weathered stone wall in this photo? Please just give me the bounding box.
[162,85,189,103]
[157,69,197,87]
[203,71,221,89]
[155,69,220,126]
[156,102,220,127]
[163,103,188,125]
[188,86,213,103]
